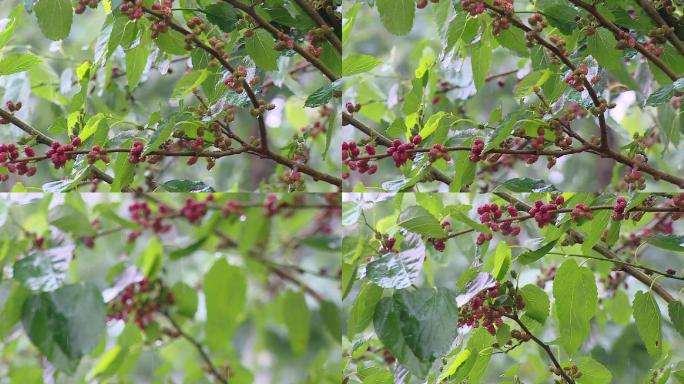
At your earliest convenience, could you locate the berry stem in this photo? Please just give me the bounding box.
[505,314,575,384]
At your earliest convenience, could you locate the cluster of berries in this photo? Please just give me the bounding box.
[564,63,589,92]
[570,203,593,222]
[249,99,276,118]
[469,138,486,162]
[475,203,521,244]
[75,0,99,15]
[0,144,37,181]
[527,13,547,30]
[224,66,248,94]
[342,141,377,177]
[462,0,486,16]
[429,221,450,252]
[275,31,296,51]
[264,194,286,217]
[304,29,326,58]
[611,197,628,220]
[149,0,173,38]
[0,100,22,124]
[128,140,146,164]
[186,16,206,33]
[222,200,243,217]
[529,195,564,227]
[46,137,81,169]
[118,0,144,21]
[180,196,211,223]
[379,235,397,254]
[615,30,637,50]
[128,201,172,238]
[623,167,645,190]
[280,169,303,190]
[457,281,525,335]
[107,278,175,330]
[428,144,450,162]
[387,136,420,167]
[345,102,362,114]
[550,364,583,380]
[87,146,110,165]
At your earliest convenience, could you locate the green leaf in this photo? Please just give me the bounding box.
[171,70,209,99]
[155,30,188,55]
[491,241,511,281]
[668,301,684,340]
[347,282,383,338]
[397,206,447,237]
[495,177,558,193]
[342,54,383,76]
[245,29,279,71]
[517,240,558,265]
[22,283,106,374]
[646,78,684,106]
[320,300,341,342]
[495,27,527,56]
[575,356,612,384]
[367,235,425,289]
[587,29,621,71]
[0,53,42,76]
[581,195,615,254]
[633,290,662,357]
[78,113,106,143]
[125,28,152,90]
[171,282,198,319]
[204,3,239,33]
[605,289,631,325]
[438,349,471,383]
[513,70,550,98]
[418,112,446,139]
[13,246,73,292]
[0,17,17,51]
[519,284,550,324]
[484,112,521,152]
[204,259,246,351]
[282,290,310,355]
[553,259,597,355]
[159,179,215,192]
[536,0,581,35]
[34,0,72,40]
[376,0,415,35]
[111,150,135,192]
[0,284,30,338]
[87,345,126,381]
[305,79,342,108]
[646,234,684,252]
[137,237,162,278]
[342,202,361,226]
[470,33,492,90]
[373,287,458,378]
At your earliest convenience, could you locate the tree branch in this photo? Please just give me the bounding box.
[221,0,339,82]
[0,109,133,191]
[634,0,684,56]
[506,314,575,384]
[568,0,680,81]
[162,312,229,384]
[291,0,342,53]
[495,192,676,304]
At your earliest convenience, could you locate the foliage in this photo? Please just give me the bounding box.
[0,0,342,192]
[343,192,684,383]
[342,0,684,192]
[0,193,341,382]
